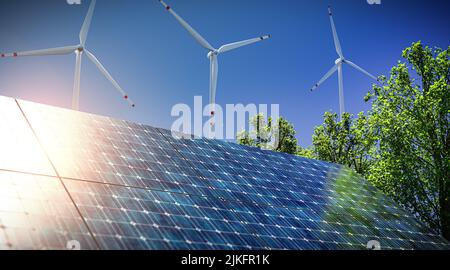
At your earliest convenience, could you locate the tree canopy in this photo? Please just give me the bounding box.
[312,111,375,176]
[365,42,449,239]
[237,114,299,155]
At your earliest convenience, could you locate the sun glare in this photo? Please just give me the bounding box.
[0,96,55,176]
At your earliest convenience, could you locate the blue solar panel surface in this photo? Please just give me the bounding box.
[0,96,448,250]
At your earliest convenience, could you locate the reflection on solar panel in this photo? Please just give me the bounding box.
[0,96,55,176]
[0,95,448,250]
[0,170,97,250]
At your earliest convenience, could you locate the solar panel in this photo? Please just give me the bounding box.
[0,96,448,250]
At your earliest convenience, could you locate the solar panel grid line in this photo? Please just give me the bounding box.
[37,144,206,191]
[59,176,206,203]
[0,168,59,181]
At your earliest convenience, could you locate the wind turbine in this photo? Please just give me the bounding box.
[0,0,134,110]
[310,5,377,120]
[159,0,270,117]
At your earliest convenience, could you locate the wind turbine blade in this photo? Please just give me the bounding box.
[79,0,96,46]
[218,35,271,54]
[84,49,135,107]
[1,45,78,58]
[337,64,345,120]
[159,0,214,51]
[328,6,344,58]
[345,60,377,80]
[310,64,338,91]
[72,51,83,110]
[209,54,218,115]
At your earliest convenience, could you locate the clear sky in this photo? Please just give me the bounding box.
[0,0,449,146]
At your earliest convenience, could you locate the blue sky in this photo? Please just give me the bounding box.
[0,0,449,146]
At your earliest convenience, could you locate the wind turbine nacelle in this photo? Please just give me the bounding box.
[207,51,218,59]
[335,58,344,65]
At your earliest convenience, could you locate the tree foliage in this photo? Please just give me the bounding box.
[237,114,299,155]
[311,41,449,238]
[365,42,450,238]
[312,112,375,176]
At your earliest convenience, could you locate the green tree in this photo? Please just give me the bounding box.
[312,111,375,176]
[366,42,450,238]
[297,146,316,159]
[237,114,299,155]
